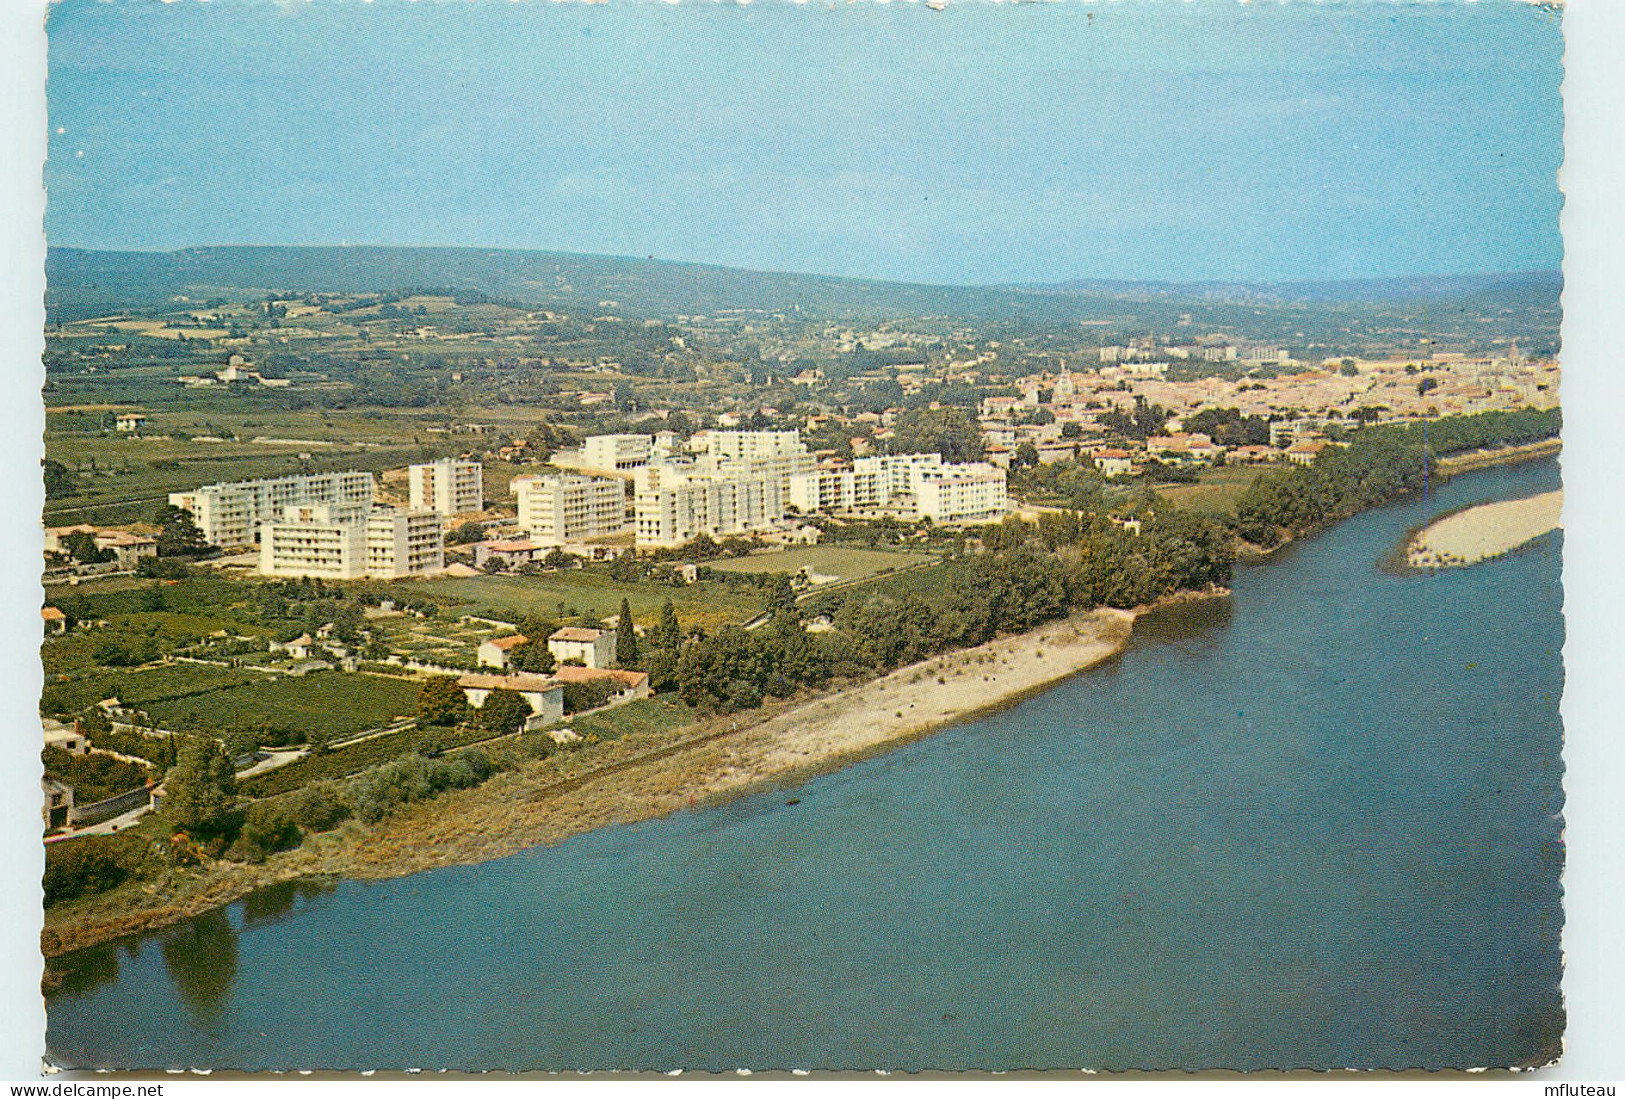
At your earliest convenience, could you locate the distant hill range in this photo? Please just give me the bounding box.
[45,244,1561,329]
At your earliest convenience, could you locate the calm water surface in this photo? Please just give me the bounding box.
[47,459,1565,1071]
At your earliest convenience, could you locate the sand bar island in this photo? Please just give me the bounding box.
[1406,491,1563,569]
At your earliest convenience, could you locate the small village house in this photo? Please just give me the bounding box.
[1093,449,1134,477]
[547,626,617,669]
[551,665,651,705]
[43,717,88,756]
[477,633,530,670]
[455,672,565,724]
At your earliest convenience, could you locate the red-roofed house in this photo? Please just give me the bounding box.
[1093,449,1133,477]
[551,665,651,702]
[547,626,617,669]
[1230,445,1278,465]
[477,633,529,670]
[1286,439,1328,466]
[455,672,564,723]
[472,539,544,570]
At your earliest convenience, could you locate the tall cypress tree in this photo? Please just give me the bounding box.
[616,597,639,666]
[657,599,681,651]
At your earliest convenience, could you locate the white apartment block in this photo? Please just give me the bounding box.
[695,430,815,506]
[258,504,444,580]
[633,464,783,549]
[789,468,857,514]
[582,434,656,472]
[408,458,484,517]
[169,471,376,549]
[512,473,628,546]
[915,464,1009,524]
[852,452,944,505]
[701,430,804,463]
[1242,347,1291,366]
[366,507,446,577]
[789,452,1006,524]
[790,452,943,514]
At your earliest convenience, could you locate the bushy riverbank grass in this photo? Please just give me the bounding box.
[240,724,511,797]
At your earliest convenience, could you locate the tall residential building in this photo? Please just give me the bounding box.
[169,471,376,549]
[633,464,783,549]
[915,463,1009,524]
[700,430,805,464]
[695,430,815,506]
[789,452,943,514]
[582,434,655,472]
[512,473,628,546]
[852,452,944,506]
[258,504,444,580]
[789,453,1007,524]
[408,458,484,517]
[366,507,446,577]
[788,468,857,514]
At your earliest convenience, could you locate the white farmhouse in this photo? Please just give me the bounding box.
[547,626,618,669]
[455,673,565,724]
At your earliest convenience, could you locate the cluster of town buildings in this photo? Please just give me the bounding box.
[163,468,448,580]
[966,348,1559,474]
[140,429,1008,577]
[156,459,483,580]
[175,354,292,390]
[439,622,645,731]
[497,429,1008,554]
[567,428,1008,547]
[69,349,1556,580]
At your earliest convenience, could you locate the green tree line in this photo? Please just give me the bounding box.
[675,510,1233,714]
[1235,408,1560,546]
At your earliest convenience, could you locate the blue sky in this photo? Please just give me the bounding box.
[45,0,1563,285]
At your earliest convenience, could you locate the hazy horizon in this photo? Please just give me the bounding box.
[43,241,1562,296]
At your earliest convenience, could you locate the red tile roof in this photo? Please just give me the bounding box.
[551,666,648,689]
[456,673,559,693]
[550,627,607,643]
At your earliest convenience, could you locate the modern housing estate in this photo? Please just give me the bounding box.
[788,452,1008,524]
[580,432,680,473]
[914,463,1009,523]
[632,463,783,549]
[692,429,817,506]
[582,429,814,548]
[169,471,377,549]
[511,472,628,546]
[408,458,484,517]
[258,503,445,579]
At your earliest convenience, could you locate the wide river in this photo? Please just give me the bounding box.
[47,458,1565,1072]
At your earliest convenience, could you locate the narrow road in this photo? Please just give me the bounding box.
[235,748,309,780]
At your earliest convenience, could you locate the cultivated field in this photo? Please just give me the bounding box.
[707,545,934,583]
[142,670,422,743]
[1154,464,1267,515]
[400,572,763,632]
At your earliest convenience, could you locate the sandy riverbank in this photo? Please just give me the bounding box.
[1406,490,1562,569]
[45,599,1195,958]
[1434,436,1561,475]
